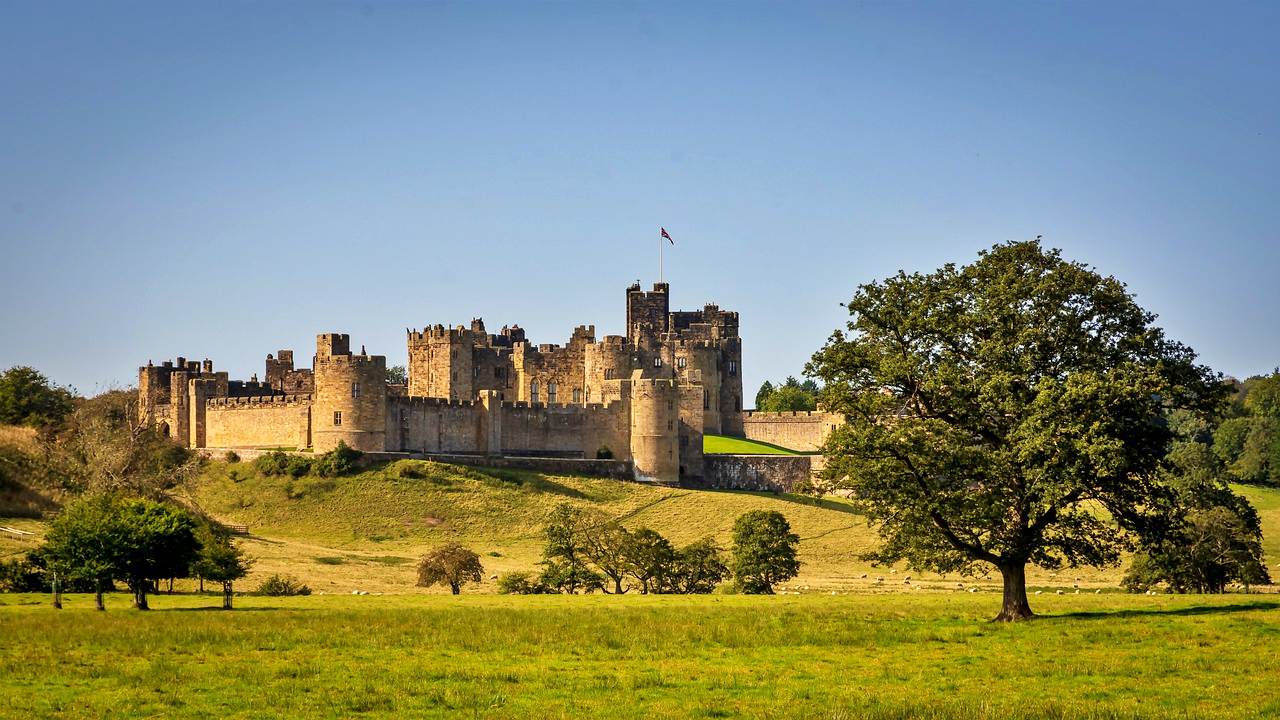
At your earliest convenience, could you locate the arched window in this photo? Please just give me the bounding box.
[548,382,558,404]
[572,388,582,403]
[530,383,539,404]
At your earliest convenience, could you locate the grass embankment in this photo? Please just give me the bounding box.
[6,456,1280,595]
[703,433,801,455]
[2,592,1279,719]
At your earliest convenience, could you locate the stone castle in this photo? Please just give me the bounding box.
[139,282,758,483]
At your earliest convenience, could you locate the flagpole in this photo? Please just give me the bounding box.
[659,230,664,284]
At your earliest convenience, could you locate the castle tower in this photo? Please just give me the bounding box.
[673,341,723,434]
[313,333,387,452]
[717,336,744,436]
[629,371,679,483]
[407,325,474,400]
[626,282,670,346]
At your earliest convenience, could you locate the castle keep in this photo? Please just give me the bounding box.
[139,283,744,483]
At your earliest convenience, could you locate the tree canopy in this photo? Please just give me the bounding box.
[730,510,800,594]
[808,240,1228,620]
[0,366,75,428]
[416,543,484,594]
[754,376,820,412]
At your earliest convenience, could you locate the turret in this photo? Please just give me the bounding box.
[629,371,679,483]
[313,334,387,452]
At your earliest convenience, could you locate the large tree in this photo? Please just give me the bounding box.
[808,240,1226,621]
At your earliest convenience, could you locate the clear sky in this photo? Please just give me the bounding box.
[1,1,1277,398]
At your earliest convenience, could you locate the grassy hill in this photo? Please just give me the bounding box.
[703,434,801,455]
[5,445,1280,596]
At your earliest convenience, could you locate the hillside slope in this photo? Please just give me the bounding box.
[6,453,1280,596]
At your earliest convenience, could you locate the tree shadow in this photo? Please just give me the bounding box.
[1046,601,1280,621]
[752,491,861,515]
[164,606,288,612]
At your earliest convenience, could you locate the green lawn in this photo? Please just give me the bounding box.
[2,592,1279,719]
[703,434,801,455]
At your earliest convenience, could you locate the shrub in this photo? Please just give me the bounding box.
[497,571,547,595]
[254,451,290,476]
[312,441,361,477]
[255,574,311,596]
[224,450,240,463]
[596,446,614,460]
[285,455,312,478]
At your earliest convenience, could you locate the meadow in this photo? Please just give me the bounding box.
[3,591,1280,719]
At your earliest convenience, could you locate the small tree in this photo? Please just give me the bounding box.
[755,380,775,410]
[622,528,677,594]
[581,521,631,593]
[669,538,729,594]
[539,504,603,594]
[191,525,253,609]
[417,543,484,595]
[730,510,800,594]
[114,499,201,610]
[0,366,76,428]
[385,365,408,385]
[42,495,124,611]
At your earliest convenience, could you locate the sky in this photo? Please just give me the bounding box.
[1,1,1277,398]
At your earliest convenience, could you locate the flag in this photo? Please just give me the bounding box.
[660,227,674,245]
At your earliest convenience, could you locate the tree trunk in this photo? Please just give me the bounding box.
[133,584,149,611]
[52,571,62,610]
[199,577,204,593]
[95,580,105,611]
[223,582,233,610]
[995,562,1034,622]
[168,577,174,594]
[613,577,624,594]
[450,582,460,595]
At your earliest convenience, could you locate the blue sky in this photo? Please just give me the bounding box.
[1,1,1277,397]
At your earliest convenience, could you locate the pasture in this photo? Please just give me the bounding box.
[2,592,1279,719]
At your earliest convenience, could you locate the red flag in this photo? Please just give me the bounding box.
[660,227,674,245]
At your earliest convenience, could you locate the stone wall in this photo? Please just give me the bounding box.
[424,453,634,480]
[204,396,311,449]
[701,454,814,493]
[741,410,843,452]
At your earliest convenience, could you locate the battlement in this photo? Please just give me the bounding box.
[315,352,385,366]
[393,395,479,409]
[207,394,312,409]
[407,325,475,342]
[743,410,835,419]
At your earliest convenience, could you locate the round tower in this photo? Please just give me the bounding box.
[629,372,679,483]
[313,333,387,453]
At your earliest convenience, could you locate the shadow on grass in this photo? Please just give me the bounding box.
[758,491,860,515]
[1047,601,1280,621]
[165,606,289,612]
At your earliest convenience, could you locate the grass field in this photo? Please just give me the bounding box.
[704,434,802,455]
[2,592,1279,719]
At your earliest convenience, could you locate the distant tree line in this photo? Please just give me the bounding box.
[1212,371,1280,485]
[754,376,821,412]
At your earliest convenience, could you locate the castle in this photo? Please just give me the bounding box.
[138,282,746,483]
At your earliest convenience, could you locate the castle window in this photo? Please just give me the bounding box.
[474,367,479,378]
[495,367,502,378]
[677,357,686,369]
[734,396,741,412]
[333,411,343,426]
[653,357,662,368]
[703,390,709,410]
[548,382,557,404]
[531,383,539,403]
[667,420,673,431]
[351,382,361,398]
[572,388,581,403]
[727,360,737,376]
